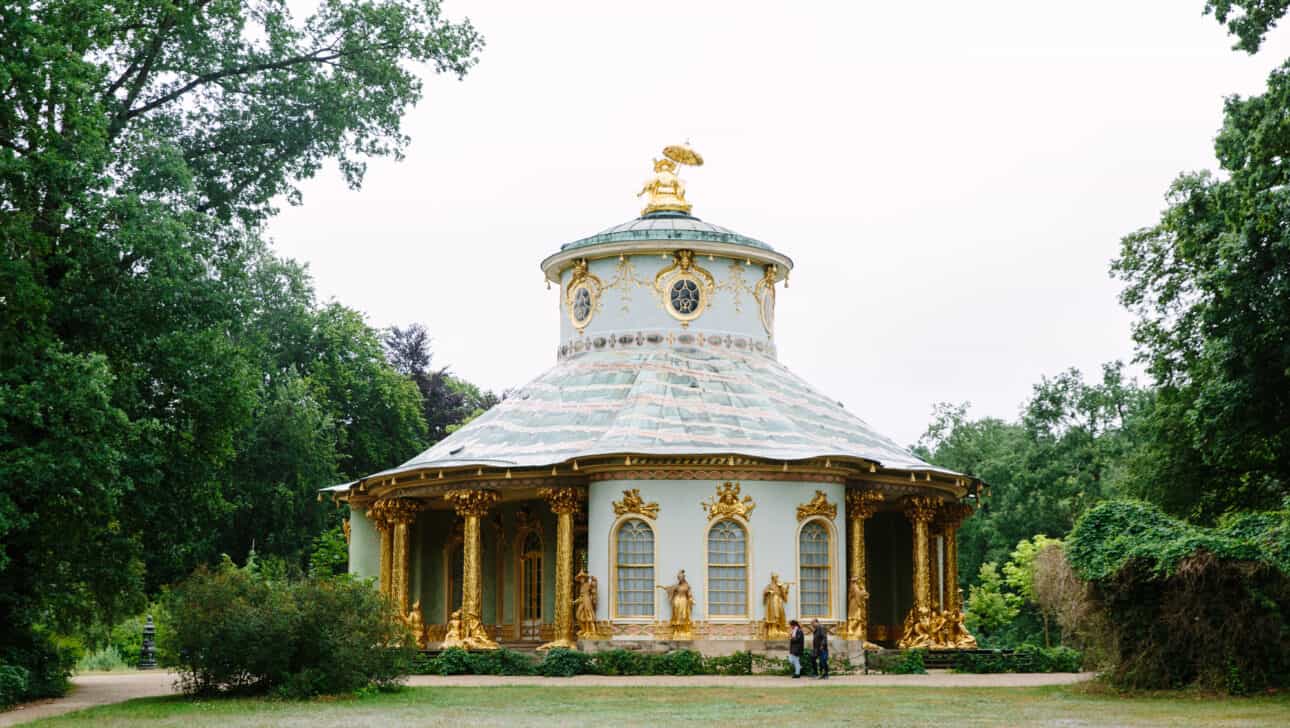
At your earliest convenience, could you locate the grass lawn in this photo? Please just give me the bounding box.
[26,684,1290,727]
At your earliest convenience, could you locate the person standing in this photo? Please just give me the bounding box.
[811,619,830,679]
[788,619,805,678]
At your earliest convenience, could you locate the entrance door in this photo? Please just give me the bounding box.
[520,531,543,640]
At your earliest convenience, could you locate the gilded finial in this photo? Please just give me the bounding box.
[638,143,703,216]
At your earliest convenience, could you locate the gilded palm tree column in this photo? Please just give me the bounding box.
[444,489,501,650]
[538,486,584,650]
[368,502,394,598]
[906,497,940,612]
[388,499,425,616]
[844,489,883,641]
[928,523,942,612]
[938,503,973,614]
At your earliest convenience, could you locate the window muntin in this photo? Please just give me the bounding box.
[669,278,701,315]
[707,519,748,617]
[615,519,655,617]
[799,521,830,618]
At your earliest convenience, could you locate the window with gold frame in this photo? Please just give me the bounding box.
[798,520,830,618]
[707,519,748,617]
[614,519,655,617]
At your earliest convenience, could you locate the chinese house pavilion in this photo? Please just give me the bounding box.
[327,145,981,655]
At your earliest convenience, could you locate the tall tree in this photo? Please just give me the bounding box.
[384,323,498,444]
[1113,63,1290,519]
[0,0,481,692]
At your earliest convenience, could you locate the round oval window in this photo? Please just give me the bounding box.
[572,286,592,324]
[670,279,701,315]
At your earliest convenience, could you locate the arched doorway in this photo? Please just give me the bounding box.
[519,530,543,640]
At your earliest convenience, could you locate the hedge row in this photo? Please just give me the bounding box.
[412,648,858,677]
[952,646,1082,674]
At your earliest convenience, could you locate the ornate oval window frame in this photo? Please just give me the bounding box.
[664,273,707,323]
[653,250,715,328]
[564,259,602,333]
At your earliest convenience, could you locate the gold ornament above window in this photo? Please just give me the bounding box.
[654,250,715,327]
[796,490,837,522]
[702,481,756,521]
[564,258,603,332]
[613,488,660,519]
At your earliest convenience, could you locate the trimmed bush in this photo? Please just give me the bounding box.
[162,559,413,697]
[952,646,1082,674]
[651,649,705,676]
[536,648,593,677]
[591,649,649,676]
[868,649,926,675]
[704,651,753,676]
[467,648,535,676]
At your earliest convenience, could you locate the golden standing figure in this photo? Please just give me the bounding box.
[846,576,880,649]
[574,569,599,638]
[761,573,791,639]
[638,143,704,216]
[403,600,426,649]
[658,569,694,639]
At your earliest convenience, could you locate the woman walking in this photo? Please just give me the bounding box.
[788,619,804,678]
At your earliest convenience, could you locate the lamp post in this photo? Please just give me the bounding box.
[138,615,157,670]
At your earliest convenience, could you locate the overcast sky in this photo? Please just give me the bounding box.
[267,0,1290,447]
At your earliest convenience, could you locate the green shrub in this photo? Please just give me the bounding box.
[76,646,129,673]
[953,646,1084,674]
[704,651,753,676]
[651,649,705,676]
[536,648,593,677]
[0,664,31,709]
[467,649,534,676]
[591,649,649,676]
[1066,500,1290,692]
[162,559,413,697]
[868,649,926,675]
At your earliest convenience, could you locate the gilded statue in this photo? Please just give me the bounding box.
[657,569,695,639]
[761,573,791,639]
[403,600,427,649]
[444,609,464,644]
[638,143,704,216]
[846,577,879,649]
[574,569,599,638]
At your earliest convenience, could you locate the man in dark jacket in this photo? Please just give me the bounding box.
[811,619,829,679]
[788,620,804,678]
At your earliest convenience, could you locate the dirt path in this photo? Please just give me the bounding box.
[405,671,1097,688]
[0,670,1094,725]
[0,672,178,727]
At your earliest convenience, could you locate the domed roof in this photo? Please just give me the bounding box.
[357,345,960,482]
[561,212,775,253]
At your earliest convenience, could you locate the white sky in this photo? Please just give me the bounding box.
[267,0,1290,447]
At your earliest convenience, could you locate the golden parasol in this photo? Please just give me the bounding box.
[663,143,704,167]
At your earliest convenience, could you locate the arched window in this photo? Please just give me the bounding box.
[615,519,655,617]
[799,520,830,618]
[707,519,748,617]
[520,530,543,640]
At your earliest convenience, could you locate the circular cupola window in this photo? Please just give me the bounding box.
[668,276,704,320]
[572,286,593,324]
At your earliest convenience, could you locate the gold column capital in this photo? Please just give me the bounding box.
[845,489,884,520]
[903,495,941,524]
[936,502,974,530]
[538,486,585,515]
[444,488,500,518]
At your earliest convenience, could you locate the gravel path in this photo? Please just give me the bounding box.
[0,672,178,727]
[0,670,1094,725]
